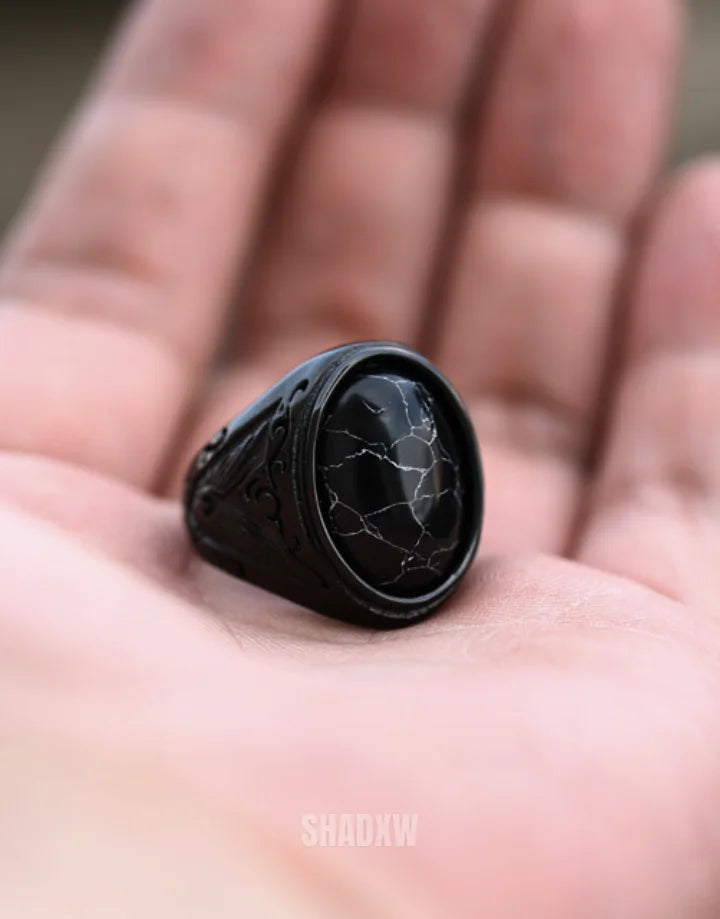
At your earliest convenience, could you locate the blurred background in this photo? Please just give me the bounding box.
[0,0,719,234]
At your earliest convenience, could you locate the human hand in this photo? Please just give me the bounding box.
[1,1,718,916]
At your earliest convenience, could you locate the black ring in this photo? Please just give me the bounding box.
[183,342,484,629]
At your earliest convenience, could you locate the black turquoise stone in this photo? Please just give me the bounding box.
[316,370,466,597]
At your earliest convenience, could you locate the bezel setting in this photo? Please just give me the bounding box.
[184,342,484,629]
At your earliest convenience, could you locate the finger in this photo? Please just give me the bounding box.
[0,453,187,587]
[576,161,720,611]
[0,0,335,485]
[433,0,681,554]
[180,0,501,460]
[237,0,502,365]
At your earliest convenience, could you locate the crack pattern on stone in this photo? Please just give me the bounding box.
[317,373,465,596]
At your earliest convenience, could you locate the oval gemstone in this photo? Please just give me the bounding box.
[316,370,466,597]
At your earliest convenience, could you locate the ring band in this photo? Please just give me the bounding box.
[183,342,483,628]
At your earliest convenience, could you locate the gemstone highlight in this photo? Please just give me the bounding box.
[317,370,466,597]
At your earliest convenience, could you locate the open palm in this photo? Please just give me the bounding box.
[2,0,719,915]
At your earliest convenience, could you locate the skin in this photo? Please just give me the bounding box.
[0,0,719,914]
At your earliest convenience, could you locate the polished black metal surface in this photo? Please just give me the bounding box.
[183,342,483,629]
